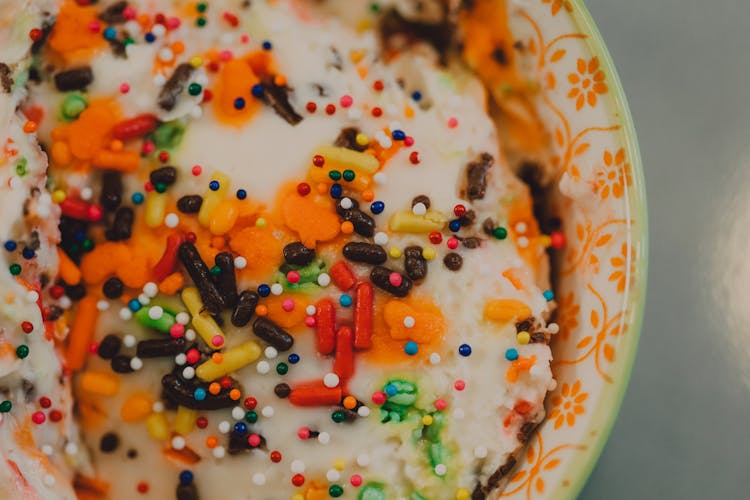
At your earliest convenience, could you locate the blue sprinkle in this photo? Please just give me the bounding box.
[404,341,419,356]
[128,299,142,312]
[193,388,206,401]
[543,290,554,302]
[251,84,264,98]
[131,192,145,205]
[449,220,461,232]
[3,240,17,251]
[339,294,353,307]
[233,422,248,434]
[329,183,342,199]
[209,180,220,191]
[458,343,472,357]
[411,91,422,101]
[384,384,398,396]
[233,97,246,110]
[22,248,35,260]
[103,27,117,40]
[236,189,247,200]
[505,348,519,361]
[391,129,406,141]
[258,284,271,297]
[144,32,156,43]
[370,201,385,214]
[74,231,86,242]
[179,470,193,486]
[288,353,300,364]
[262,40,272,50]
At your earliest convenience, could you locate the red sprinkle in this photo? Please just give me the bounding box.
[49,409,63,422]
[291,474,305,487]
[373,80,384,91]
[219,376,232,389]
[137,482,149,494]
[196,416,208,429]
[447,117,459,128]
[142,141,156,155]
[429,232,443,245]
[371,391,386,405]
[446,237,459,250]
[297,427,310,440]
[325,104,336,115]
[350,474,363,487]
[29,28,42,42]
[297,182,311,196]
[550,231,566,249]
[185,232,197,243]
[31,411,46,424]
[88,342,98,354]
[202,89,213,103]
[50,285,64,299]
[223,11,239,27]
[404,136,415,147]
[434,399,447,411]
[270,450,282,462]
[88,21,100,33]
[339,95,353,108]
[185,348,200,364]
[158,151,170,163]
[191,164,203,176]
[454,380,466,391]
[144,181,155,193]
[371,107,382,117]
[312,155,325,167]
[169,323,185,339]
[286,271,300,284]
[244,397,257,410]
[39,397,51,409]
[409,151,420,165]
[306,101,317,113]
[21,321,34,333]
[453,204,466,217]
[119,83,130,94]
[247,434,261,447]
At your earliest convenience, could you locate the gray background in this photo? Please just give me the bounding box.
[581,0,750,498]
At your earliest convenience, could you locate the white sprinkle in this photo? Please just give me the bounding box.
[323,373,340,388]
[375,133,392,149]
[347,108,363,120]
[317,431,330,444]
[123,335,136,348]
[119,307,132,320]
[176,312,190,325]
[517,236,529,249]
[96,300,110,311]
[453,408,465,419]
[190,106,203,119]
[171,436,186,450]
[64,443,78,455]
[291,459,306,473]
[130,357,143,371]
[474,446,488,458]
[403,316,416,328]
[152,402,164,413]
[252,473,266,486]
[185,329,196,341]
[231,407,245,420]
[41,445,54,455]
[164,213,179,228]
[356,454,370,467]
[373,172,387,185]
[270,283,283,296]
[357,406,371,417]
[142,282,158,297]
[80,187,93,200]
[59,296,72,310]
[26,290,39,303]
[174,353,187,365]
[264,346,278,359]
[148,306,164,320]
[218,421,231,434]
[411,202,427,216]
[305,305,317,316]
[261,406,274,418]
[151,24,166,37]
[43,474,56,487]
[153,73,167,86]
[182,366,195,379]
[515,222,528,233]
[212,446,226,459]
[429,353,441,364]
[434,464,447,476]
[234,256,247,269]
[547,323,560,334]
[158,47,174,63]
[138,294,151,305]
[373,232,388,245]
[326,469,340,482]
[256,361,270,374]
[317,273,331,287]
[529,364,544,378]
[340,197,353,210]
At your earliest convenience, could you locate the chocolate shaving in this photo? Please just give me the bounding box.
[379,7,456,64]
[466,153,494,201]
[334,127,368,152]
[98,1,128,24]
[260,80,303,125]
[158,63,194,111]
[403,246,428,281]
[0,63,12,93]
[471,455,518,500]
[54,66,93,92]
[105,206,134,241]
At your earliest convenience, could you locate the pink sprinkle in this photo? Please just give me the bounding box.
[454,380,466,391]
[191,164,203,176]
[297,427,310,439]
[119,82,130,94]
[123,6,137,20]
[144,181,155,192]
[435,398,447,411]
[88,22,101,34]
[447,117,459,128]
[350,474,363,487]
[286,270,300,284]
[304,316,316,327]
[219,50,234,61]
[165,16,181,30]
[248,434,261,447]
[88,342,98,354]
[371,391,387,405]
[447,237,459,250]
[186,349,200,364]
[388,272,402,287]
[87,204,103,222]
[240,34,250,44]
[281,298,295,312]
[211,335,225,347]
[170,323,185,339]
[404,136,415,147]
[31,411,46,424]
[339,95,353,108]
[142,141,156,155]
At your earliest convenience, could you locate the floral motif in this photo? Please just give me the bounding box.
[567,57,608,110]
[549,380,588,429]
[555,292,580,341]
[594,148,632,200]
[609,242,635,293]
[542,0,573,16]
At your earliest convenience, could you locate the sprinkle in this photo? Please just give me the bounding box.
[517,331,531,344]
[421,247,436,260]
[409,151,420,164]
[404,341,418,355]
[543,290,555,301]
[493,227,508,240]
[288,353,300,364]
[447,117,458,128]
[388,272,402,287]
[324,373,340,388]
[412,203,427,216]
[458,344,472,357]
[371,391,386,405]
[256,361,270,374]
[234,256,247,269]
[435,399,448,411]
[403,316,416,328]
[340,95,353,108]
[326,104,336,115]
[454,379,466,391]
[374,232,388,245]
[429,232,443,244]
[370,201,385,214]
[318,273,331,286]
[270,283,283,295]
[262,40,272,50]
[357,406,370,417]
[389,247,402,259]
[291,474,305,487]
[339,294,353,307]
[306,101,317,113]
[1,400,13,412]
[429,353,441,365]
[374,172,387,185]
[548,323,560,334]
[329,485,344,497]
[270,450,282,462]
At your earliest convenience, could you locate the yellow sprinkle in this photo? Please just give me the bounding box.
[174,405,198,435]
[349,49,366,64]
[484,299,532,323]
[52,190,66,203]
[120,394,153,423]
[313,145,379,174]
[209,199,240,235]
[355,133,369,146]
[292,495,304,500]
[422,415,434,426]
[333,458,345,470]
[181,287,226,349]
[389,210,447,233]
[389,247,402,259]
[144,192,167,228]
[517,331,531,344]
[540,235,552,248]
[195,341,261,381]
[456,488,470,500]
[190,56,203,67]
[146,412,169,441]
[198,171,231,227]
[255,217,267,228]
[422,247,436,260]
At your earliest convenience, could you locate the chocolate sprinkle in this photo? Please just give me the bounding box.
[466,153,494,201]
[231,290,259,327]
[97,334,121,360]
[99,432,120,453]
[274,383,291,398]
[102,277,124,299]
[136,337,186,358]
[53,66,94,92]
[342,242,387,265]
[98,1,128,24]
[260,80,303,125]
[161,373,239,410]
[403,246,428,281]
[283,242,315,266]
[100,171,123,212]
[158,63,194,111]
[370,266,412,297]
[443,252,463,271]
[105,206,134,241]
[178,242,226,314]
[176,483,199,500]
[252,317,294,351]
[149,166,178,187]
[213,252,239,308]
[0,63,12,93]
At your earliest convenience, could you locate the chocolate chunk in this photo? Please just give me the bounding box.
[342,242,387,265]
[102,277,124,299]
[403,246,427,281]
[283,242,315,266]
[178,242,226,314]
[337,205,375,237]
[99,432,120,453]
[177,195,203,213]
[98,1,128,24]
[0,63,12,93]
[411,195,431,210]
[252,317,294,351]
[111,355,134,374]
[100,171,122,212]
[482,217,496,236]
[177,483,199,500]
[158,63,194,111]
[64,283,86,300]
[136,337,186,358]
[370,266,412,297]
[105,206,134,241]
[260,80,303,125]
[518,421,536,443]
[461,237,482,249]
[213,252,238,308]
[97,334,122,360]
[379,8,455,64]
[274,383,291,398]
[334,127,367,152]
[443,252,463,271]
[149,166,177,187]
[459,209,476,227]
[231,290,259,327]
[161,373,239,410]
[466,153,494,201]
[54,67,93,91]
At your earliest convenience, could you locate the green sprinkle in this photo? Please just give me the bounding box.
[342,169,355,182]
[331,410,346,423]
[124,37,134,46]
[196,17,207,27]
[188,83,202,96]
[493,227,508,240]
[369,3,380,13]
[210,265,221,276]
[245,411,258,423]
[82,238,95,252]
[155,182,167,193]
[276,362,288,375]
[196,2,207,12]
[9,264,21,275]
[15,345,29,359]
[61,94,87,120]
[358,484,386,500]
[329,485,344,497]
[152,121,185,149]
[0,400,11,413]
[134,307,177,334]
[328,170,342,181]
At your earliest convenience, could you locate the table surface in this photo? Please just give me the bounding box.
[579,0,750,498]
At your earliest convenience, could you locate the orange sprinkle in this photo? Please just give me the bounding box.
[356,65,368,79]
[211,352,224,364]
[274,74,287,86]
[172,41,185,54]
[341,221,354,234]
[158,272,184,295]
[229,388,241,400]
[343,396,357,410]
[205,436,218,448]
[316,182,328,195]
[404,105,415,119]
[208,382,221,395]
[361,189,375,202]
[110,139,124,152]
[23,121,38,133]
[255,305,268,316]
